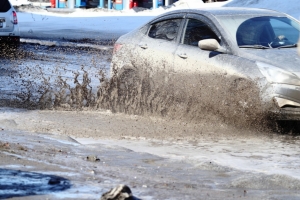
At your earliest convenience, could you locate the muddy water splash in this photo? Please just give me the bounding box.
[100,47,274,131]
[104,66,269,130]
[2,44,110,109]
[1,44,275,132]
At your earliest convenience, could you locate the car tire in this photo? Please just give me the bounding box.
[274,120,300,134]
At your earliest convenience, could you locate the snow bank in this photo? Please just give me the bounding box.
[224,0,300,19]
[10,0,31,6]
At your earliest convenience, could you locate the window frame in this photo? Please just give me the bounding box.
[146,13,187,43]
[182,18,221,46]
[180,14,227,48]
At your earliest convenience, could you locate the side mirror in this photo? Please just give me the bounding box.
[198,39,226,53]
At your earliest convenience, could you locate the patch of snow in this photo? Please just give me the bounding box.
[10,0,31,6]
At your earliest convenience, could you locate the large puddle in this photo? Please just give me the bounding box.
[1,42,300,198]
[0,108,300,199]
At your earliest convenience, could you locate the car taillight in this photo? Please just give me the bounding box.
[12,11,18,24]
[113,43,122,53]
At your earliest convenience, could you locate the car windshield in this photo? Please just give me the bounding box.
[216,15,300,48]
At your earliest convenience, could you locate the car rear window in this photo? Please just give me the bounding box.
[0,0,11,12]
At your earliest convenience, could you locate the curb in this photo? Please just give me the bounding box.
[46,8,78,13]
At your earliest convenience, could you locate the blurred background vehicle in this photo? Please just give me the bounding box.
[0,0,20,49]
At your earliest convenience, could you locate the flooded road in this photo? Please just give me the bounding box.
[1,108,300,199]
[0,42,300,199]
[0,42,112,108]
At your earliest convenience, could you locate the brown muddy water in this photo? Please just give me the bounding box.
[1,43,300,199]
[0,42,289,132]
[1,108,300,199]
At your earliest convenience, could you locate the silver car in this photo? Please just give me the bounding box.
[111,8,300,124]
[0,0,20,47]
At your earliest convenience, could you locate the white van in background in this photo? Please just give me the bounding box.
[0,0,20,48]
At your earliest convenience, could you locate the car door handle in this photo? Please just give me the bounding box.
[178,53,188,59]
[139,44,148,49]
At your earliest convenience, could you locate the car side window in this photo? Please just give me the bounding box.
[183,19,219,46]
[148,19,182,41]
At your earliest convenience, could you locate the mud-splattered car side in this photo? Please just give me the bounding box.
[111,8,300,126]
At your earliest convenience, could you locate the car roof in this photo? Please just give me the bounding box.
[161,7,286,17]
[195,7,285,16]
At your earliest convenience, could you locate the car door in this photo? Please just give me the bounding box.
[174,15,226,74]
[136,14,185,77]
[173,14,248,113]
[173,14,238,108]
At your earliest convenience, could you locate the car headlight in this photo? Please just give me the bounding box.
[257,62,300,86]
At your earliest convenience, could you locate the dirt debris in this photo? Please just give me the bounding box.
[101,185,140,200]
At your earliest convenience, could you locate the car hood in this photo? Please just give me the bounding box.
[239,48,300,72]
